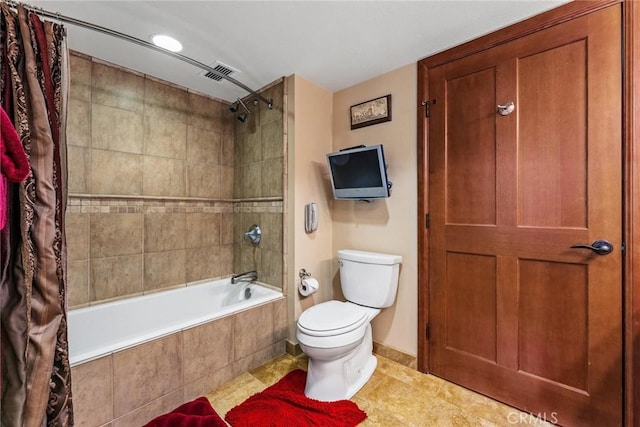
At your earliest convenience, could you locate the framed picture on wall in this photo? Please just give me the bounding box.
[350,94,392,130]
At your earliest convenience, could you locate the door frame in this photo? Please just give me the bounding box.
[417,0,640,425]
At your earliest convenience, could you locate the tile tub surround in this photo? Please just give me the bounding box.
[66,52,237,306]
[71,297,287,427]
[66,52,286,306]
[207,354,555,427]
[66,197,235,307]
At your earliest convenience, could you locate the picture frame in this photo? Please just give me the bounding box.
[350,94,392,130]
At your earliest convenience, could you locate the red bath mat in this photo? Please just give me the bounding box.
[225,369,367,427]
[143,396,227,427]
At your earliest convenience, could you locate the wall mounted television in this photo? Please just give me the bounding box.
[326,144,391,200]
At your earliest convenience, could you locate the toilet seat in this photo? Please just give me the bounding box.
[297,301,368,337]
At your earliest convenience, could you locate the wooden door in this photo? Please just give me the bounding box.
[428,6,622,426]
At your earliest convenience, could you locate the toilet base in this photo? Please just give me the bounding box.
[303,324,377,401]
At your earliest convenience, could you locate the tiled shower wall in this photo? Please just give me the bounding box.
[65,52,285,308]
[233,81,285,288]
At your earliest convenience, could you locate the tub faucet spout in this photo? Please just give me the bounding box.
[231,270,258,284]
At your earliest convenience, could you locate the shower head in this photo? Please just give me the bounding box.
[230,98,251,123]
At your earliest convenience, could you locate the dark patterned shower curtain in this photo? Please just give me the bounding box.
[0,3,73,426]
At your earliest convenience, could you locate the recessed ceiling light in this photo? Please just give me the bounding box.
[150,34,182,52]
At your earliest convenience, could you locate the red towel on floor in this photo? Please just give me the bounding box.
[225,369,367,427]
[143,396,228,427]
[1,106,30,229]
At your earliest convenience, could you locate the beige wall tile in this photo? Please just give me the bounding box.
[144,116,187,159]
[144,250,186,291]
[112,389,183,427]
[261,120,283,160]
[243,163,262,198]
[112,333,183,417]
[69,54,91,103]
[90,255,143,301]
[90,213,143,258]
[233,132,247,166]
[186,163,220,199]
[185,247,215,283]
[222,107,235,135]
[273,298,287,342]
[234,301,274,359]
[220,166,234,199]
[260,84,284,126]
[221,213,234,245]
[144,79,188,123]
[143,156,186,197]
[262,157,283,198]
[234,245,261,279]
[233,341,284,377]
[144,213,186,252]
[185,213,220,249]
[67,99,91,148]
[259,213,283,253]
[260,249,283,289]
[67,146,91,194]
[67,213,89,261]
[183,316,234,384]
[186,126,221,165]
[233,165,244,199]
[183,364,234,402]
[92,104,144,154]
[71,356,113,426]
[244,128,263,164]
[92,61,144,113]
[91,149,143,195]
[187,92,222,131]
[67,259,89,308]
[215,245,234,278]
[221,132,234,167]
[185,246,232,282]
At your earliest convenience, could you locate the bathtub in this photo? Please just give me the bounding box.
[67,278,283,366]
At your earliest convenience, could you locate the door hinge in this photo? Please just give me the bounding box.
[425,213,430,228]
[421,100,430,118]
[425,323,430,340]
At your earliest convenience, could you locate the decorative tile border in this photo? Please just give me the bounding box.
[234,199,284,214]
[67,194,284,214]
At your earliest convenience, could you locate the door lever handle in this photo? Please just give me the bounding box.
[570,240,613,255]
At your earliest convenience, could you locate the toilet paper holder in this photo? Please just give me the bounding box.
[299,268,311,280]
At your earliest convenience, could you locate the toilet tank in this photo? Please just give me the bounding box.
[337,249,402,308]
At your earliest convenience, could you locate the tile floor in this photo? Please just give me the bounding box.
[206,353,553,426]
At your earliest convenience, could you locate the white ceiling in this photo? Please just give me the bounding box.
[27,1,569,103]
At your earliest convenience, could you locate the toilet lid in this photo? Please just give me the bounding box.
[297,301,368,337]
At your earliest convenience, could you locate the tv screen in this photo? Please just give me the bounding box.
[326,144,391,200]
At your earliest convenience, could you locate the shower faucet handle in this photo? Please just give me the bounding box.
[244,224,262,245]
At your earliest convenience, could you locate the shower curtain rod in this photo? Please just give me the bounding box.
[6,0,274,109]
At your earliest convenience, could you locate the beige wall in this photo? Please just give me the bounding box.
[286,75,335,341]
[332,63,418,356]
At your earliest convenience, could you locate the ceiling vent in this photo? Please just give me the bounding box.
[200,61,240,83]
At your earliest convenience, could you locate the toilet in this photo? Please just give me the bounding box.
[296,249,402,401]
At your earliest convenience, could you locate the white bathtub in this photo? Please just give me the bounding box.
[67,278,283,366]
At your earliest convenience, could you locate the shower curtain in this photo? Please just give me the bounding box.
[0,3,73,426]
